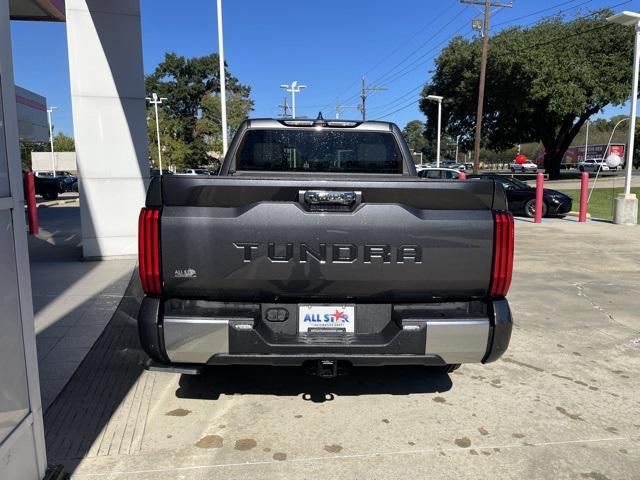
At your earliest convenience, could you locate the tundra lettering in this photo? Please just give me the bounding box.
[233,242,423,264]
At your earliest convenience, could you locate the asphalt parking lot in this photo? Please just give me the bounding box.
[44,219,640,480]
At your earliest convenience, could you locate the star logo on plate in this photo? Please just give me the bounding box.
[333,310,348,322]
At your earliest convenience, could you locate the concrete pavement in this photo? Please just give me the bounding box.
[30,204,135,409]
[43,218,640,479]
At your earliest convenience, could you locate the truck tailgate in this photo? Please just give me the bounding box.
[155,176,498,302]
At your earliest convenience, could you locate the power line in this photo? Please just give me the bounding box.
[493,0,592,27]
[375,21,474,87]
[330,2,460,103]
[335,99,358,119]
[372,1,624,121]
[375,98,421,119]
[369,7,470,86]
[338,9,475,106]
[378,0,593,88]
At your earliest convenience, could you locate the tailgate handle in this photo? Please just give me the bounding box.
[300,190,361,210]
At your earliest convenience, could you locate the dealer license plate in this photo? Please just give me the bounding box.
[298,305,355,333]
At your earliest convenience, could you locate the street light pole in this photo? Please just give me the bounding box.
[623,19,639,196]
[47,107,57,175]
[426,95,443,167]
[280,81,307,119]
[216,0,229,156]
[146,93,168,175]
[607,10,640,224]
[584,119,590,162]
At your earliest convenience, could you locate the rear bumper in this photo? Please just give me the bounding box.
[138,298,512,367]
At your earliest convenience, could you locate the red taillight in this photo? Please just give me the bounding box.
[138,207,162,295]
[489,211,514,297]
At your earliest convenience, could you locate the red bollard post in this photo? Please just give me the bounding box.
[579,172,588,223]
[459,171,466,180]
[23,172,39,235]
[534,172,544,224]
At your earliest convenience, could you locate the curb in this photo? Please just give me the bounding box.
[566,211,591,219]
[37,198,78,209]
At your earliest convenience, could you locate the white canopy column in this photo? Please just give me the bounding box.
[66,0,149,258]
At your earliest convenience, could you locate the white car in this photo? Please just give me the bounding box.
[578,159,611,172]
[177,168,211,176]
[417,167,461,180]
[510,160,538,173]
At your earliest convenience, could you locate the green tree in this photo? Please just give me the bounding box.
[197,91,254,154]
[402,120,428,154]
[53,132,75,152]
[420,10,634,178]
[145,53,254,169]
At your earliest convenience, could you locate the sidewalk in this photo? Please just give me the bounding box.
[29,203,135,409]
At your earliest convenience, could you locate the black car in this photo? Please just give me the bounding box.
[468,173,572,218]
[34,175,65,200]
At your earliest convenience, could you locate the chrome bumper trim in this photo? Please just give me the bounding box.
[164,317,229,363]
[425,319,490,364]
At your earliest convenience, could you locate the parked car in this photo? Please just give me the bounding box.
[417,167,461,179]
[178,168,211,176]
[468,173,572,218]
[510,160,538,173]
[35,171,77,192]
[150,169,174,177]
[136,117,514,377]
[578,159,613,172]
[34,175,65,200]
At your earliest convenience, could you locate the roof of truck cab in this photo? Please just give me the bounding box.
[245,118,396,132]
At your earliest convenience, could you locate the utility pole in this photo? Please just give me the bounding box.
[358,76,386,121]
[47,106,58,175]
[146,93,168,175]
[461,0,513,173]
[278,96,292,118]
[335,98,358,119]
[280,81,307,119]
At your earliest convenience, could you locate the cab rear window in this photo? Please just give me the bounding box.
[235,129,402,173]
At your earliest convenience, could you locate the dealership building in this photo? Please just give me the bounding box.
[1,1,149,478]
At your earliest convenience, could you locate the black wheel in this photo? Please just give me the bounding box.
[428,364,460,374]
[42,191,58,201]
[524,198,547,218]
[510,167,516,173]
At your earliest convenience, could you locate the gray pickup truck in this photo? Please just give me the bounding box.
[137,117,513,377]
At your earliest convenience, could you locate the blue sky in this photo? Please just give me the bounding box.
[9,0,634,137]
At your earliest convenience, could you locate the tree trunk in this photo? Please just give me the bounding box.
[543,149,563,180]
[542,113,595,180]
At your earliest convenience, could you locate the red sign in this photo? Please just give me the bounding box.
[535,144,626,167]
